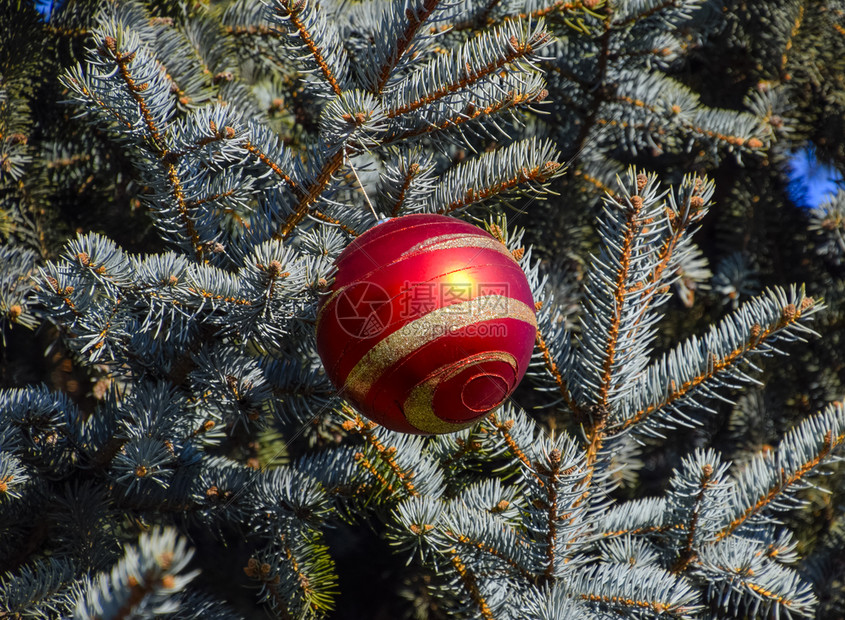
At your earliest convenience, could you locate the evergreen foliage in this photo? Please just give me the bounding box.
[1,0,844,618]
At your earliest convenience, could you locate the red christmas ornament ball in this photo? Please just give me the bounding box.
[316,214,537,434]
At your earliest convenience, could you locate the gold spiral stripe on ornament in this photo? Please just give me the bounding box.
[403,351,518,434]
[342,295,537,402]
[400,234,514,261]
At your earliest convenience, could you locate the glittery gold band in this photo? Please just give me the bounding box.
[342,295,537,402]
[403,351,517,433]
[400,234,515,262]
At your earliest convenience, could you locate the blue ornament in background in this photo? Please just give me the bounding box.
[33,0,66,21]
[786,145,844,209]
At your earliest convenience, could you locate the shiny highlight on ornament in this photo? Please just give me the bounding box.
[316,214,537,434]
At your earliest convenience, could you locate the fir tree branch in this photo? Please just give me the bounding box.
[244,536,335,618]
[388,162,421,217]
[162,152,201,258]
[571,563,701,618]
[442,1,596,34]
[721,573,803,614]
[596,191,643,412]
[342,412,420,498]
[42,274,82,318]
[448,531,534,581]
[276,148,345,239]
[44,24,89,38]
[244,558,294,620]
[110,568,176,620]
[716,406,845,541]
[353,451,396,495]
[384,24,550,119]
[448,549,496,620]
[61,76,135,131]
[487,411,542,484]
[574,417,606,509]
[84,294,123,356]
[187,287,252,306]
[166,120,236,158]
[609,89,766,151]
[429,138,562,215]
[381,89,547,146]
[616,0,688,27]
[439,435,482,469]
[577,591,687,617]
[437,159,561,215]
[225,24,276,37]
[575,170,687,437]
[614,174,712,369]
[693,538,816,619]
[573,166,615,195]
[0,557,80,616]
[780,2,806,79]
[184,189,237,210]
[610,292,818,436]
[541,448,562,581]
[534,325,583,418]
[671,463,713,574]
[242,139,303,197]
[374,0,441,94]
[268,0,344,97]
[600,523,669,537]
[308,210,360,237]
[98,35,204,260]
[106,36,165,149]
[74,528,199,619]
[633,178,705,311]
[459,0,600,28]
[524,0,599,21]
